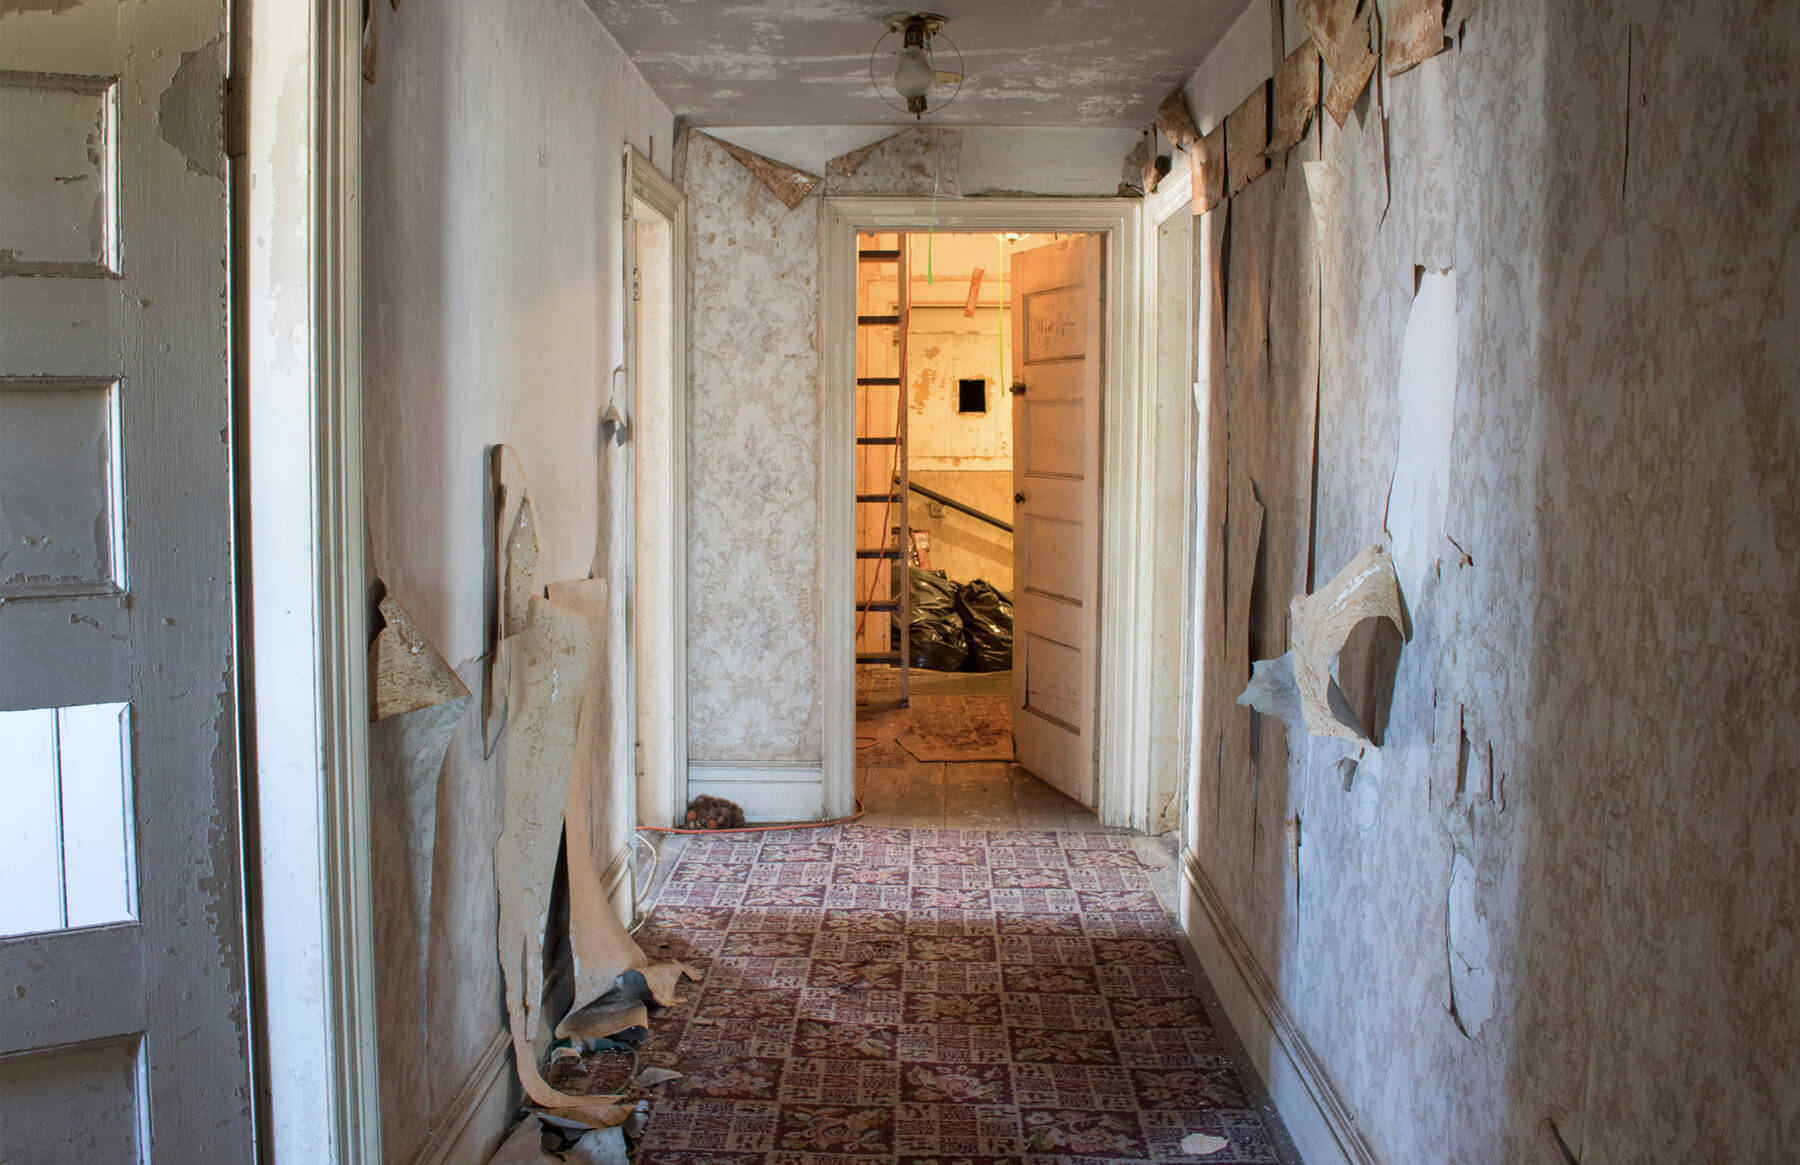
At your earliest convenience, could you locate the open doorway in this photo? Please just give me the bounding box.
[851,229,1101,828]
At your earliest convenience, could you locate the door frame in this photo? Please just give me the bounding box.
[820,197,1151,827]
[238,0,382,1158]
[623,146,690,829]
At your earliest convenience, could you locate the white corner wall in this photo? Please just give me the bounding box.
[359,2,673,1161]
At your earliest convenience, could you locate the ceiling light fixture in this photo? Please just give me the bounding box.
[871,12,963,120]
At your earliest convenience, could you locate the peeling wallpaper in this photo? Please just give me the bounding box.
[681,130,825,764]
[1186,1,1799,1161]
[360,0,672,1160]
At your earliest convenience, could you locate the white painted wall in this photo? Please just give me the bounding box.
[360,1,673,1160]
[1182,0,1273,134]
[363,0,673,669]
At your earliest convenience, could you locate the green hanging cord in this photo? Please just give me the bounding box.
[927,160,937,285]
[927,40,939,285]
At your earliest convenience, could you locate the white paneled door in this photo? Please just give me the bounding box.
[1009,235,1103,808]
[0,1,251,1159]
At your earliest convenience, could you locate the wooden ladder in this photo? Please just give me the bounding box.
[854,237,910,703]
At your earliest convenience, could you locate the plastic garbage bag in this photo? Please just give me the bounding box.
[955,580,1013,671]
[894,567,969,671]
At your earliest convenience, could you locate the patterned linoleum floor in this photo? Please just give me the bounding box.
[628,825,1289,1164]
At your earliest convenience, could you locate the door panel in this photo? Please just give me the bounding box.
[0,1,250,1158]
[1010,235,1103,807]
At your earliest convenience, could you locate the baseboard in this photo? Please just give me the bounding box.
[686,763,824,822]
[404,1030,515,1165]
[1180,851,1378,1165]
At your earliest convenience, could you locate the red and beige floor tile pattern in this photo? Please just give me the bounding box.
[630,826,1283,1164]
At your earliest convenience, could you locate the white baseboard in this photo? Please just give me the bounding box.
[686,763,824,822]
[1180,852,1378,1165]
[404,1030,515,1165]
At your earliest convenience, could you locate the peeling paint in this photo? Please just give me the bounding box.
[157,34,225,180]
[0,0,84,14]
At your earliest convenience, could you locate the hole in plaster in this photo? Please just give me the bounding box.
[957,377,987,414]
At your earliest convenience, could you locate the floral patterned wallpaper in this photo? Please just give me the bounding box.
[1189,0,1799,1160]
[681,131,825,764]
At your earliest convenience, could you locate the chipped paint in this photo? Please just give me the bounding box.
[584,0,1250,127]
[157,35,225,181]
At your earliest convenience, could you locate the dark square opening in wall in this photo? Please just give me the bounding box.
[958,378,987,414]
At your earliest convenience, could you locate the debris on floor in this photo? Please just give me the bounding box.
[1182,1131,1232,1155]
[683,794,745,830]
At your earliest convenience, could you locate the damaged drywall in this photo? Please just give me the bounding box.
[367,590,470,1147]
[1181,1,1800,1162]
[702,132,820,210]
[1225,82,1271,196]
[1240,544,1406,746]
[825,127,962,197]
[1384,269,1458,601]
[1385,0,1450,78]
[1269,39,1322,155]
[359,4,676,1158]
[1297,0,1377,126]
[1190,124,1227,214]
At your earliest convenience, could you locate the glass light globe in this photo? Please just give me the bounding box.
[893,45,935,99]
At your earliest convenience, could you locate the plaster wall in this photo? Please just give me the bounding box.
[1181,1,1800,1161]
[907,306,1013,589]
[359,1,672,1159]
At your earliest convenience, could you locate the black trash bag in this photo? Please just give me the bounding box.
[955,579,1014,671]
[892,566,969,671]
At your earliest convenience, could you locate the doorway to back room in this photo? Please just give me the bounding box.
[850,229,1103,828]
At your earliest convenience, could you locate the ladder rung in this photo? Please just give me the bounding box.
[857,377,901,386]
[858,314,902,326]
[856,493,899,503]
[856,548,901,559]
[857,652,903,663]
[858,250,901,261]
[857,601,900,613]
[857,436,899,446]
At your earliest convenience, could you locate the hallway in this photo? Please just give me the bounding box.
[621,816,1296,1164]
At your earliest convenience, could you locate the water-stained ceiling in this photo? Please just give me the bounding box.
[584,0,1254,127]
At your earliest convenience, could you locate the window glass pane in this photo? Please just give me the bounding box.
[0,701,135,937]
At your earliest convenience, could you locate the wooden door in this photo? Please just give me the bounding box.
[1009,235,1103,807]
[0,1,252,1158]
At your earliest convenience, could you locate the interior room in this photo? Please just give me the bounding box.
[853,229,1100,827]
[1,1,1794,1163]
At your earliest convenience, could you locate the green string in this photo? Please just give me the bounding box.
[927,142,938,284]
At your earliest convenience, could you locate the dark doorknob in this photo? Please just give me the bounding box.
[1010,381,1027,395]
[1014,491,1027,504]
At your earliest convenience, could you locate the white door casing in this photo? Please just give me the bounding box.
[1009,236,1105,807]
[0,1,252,1158]
[820,198,1142,826]
[625,147,689,831]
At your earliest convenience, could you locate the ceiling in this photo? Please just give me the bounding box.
[585,0,1253,128]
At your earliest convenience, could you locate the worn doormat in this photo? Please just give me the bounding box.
[898,694,1015,762]
[628,825,1283,1163]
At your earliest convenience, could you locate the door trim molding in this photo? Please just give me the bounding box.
[240,0,381,1158]
[624,147,690,830]
[819,198,1142,825]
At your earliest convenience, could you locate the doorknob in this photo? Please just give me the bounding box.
[1014,491,1027,504]
[1010,381,1027,395]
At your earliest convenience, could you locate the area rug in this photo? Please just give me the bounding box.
[628,825,1281,1164]
[897,695,1015,762]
